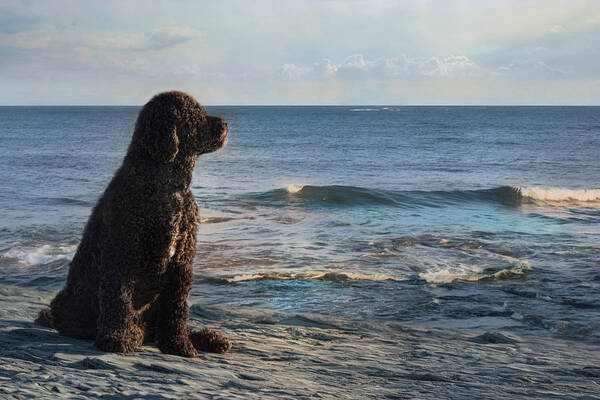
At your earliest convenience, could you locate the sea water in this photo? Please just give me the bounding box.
[1,106,599,342]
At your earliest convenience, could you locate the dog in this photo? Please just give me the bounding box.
[36,91,231,357]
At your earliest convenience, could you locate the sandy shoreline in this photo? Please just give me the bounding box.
[1,284,598,399]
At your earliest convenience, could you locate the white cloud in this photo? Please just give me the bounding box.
[404,55,479,77]
[0,25,204,80]
[279,54,481,80]
[280,63,312,80]
[316,59,340,77]
[498,60,567,76]
[132,27,202,51]
[548,24,567,33]
[0,26,202,52]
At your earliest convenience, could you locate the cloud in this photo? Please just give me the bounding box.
[0,25,204,80]
[548,24,567,33]
[87,27,202,51]
[279,54,481,80]
[0,26,202,52]
[402,55,479,77]
[1,0,599,104]
[280,63,312,80]
[280,53,572,84]
[498,60,567,76]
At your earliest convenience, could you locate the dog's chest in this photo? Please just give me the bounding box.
[166,193,197,260]
[167,221,181,259]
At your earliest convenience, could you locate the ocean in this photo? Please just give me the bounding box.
[1,105,599,343]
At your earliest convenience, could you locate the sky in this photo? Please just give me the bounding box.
[1,0,600,105]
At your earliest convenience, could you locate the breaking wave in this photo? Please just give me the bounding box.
[241,184,600,208]
[1,244,76,266]
[518,186,600,202]
[418,261,532,284]
[199,271,405,283]
[198,257,531,285]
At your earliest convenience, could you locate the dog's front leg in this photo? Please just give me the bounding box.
[155,261,198,358]
[95,271,144,354]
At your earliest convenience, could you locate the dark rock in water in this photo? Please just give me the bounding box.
[470,331,519,344]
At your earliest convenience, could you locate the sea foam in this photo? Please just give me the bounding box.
[418,260,531,284]
[267,184,600,207]
[517,186,600,202]
[2,244,76,266]
[284,184,305,194]
[201,270,404,283]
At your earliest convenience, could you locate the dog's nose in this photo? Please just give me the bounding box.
[207,116,227,136]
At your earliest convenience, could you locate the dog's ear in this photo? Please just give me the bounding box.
[135,104,179,163]
[145,121,179,163]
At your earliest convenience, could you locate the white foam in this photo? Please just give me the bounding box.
[419,261,531,284]
[284,184,305,194]
[3,244,76,266]
[517,186,600,202]
[349,107,398,112]
[217,270,405,283]
[199,216,236,224]
[308,271,402,282]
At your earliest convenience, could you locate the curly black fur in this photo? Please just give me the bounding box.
[35,91,230,357]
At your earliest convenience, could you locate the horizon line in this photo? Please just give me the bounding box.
[1,104,600,107]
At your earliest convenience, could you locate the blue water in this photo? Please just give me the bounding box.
[1,106,599,342]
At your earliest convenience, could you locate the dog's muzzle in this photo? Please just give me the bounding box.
[204,116,228,151]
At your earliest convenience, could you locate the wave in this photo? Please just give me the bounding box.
[199,262,531,284]
[199,271,406,283]
[35,197,94,207]
[518,186,600,202]
[241,184,600,208]
[418,261,531,284]
[349,107,398,112]
[1,244,76,266]
[199,216,236,224]
[284,184,304,194]
[247,185,410,207]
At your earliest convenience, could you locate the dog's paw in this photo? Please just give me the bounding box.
[190,327,232,354]
[34,308,54,328]
[95,333,139,354]
[157,337,198,358]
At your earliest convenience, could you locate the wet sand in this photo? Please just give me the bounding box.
[1,284,598,399]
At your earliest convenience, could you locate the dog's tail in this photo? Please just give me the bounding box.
[189,327,232,354]
[35,307,55,329]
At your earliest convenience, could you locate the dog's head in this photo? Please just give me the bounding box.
[132,91,228,163]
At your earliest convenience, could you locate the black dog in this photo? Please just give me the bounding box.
[37,91,231,357]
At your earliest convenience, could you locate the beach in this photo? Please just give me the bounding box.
[1,105,599,398]
[1,285,599,399]
[3,0,600,397]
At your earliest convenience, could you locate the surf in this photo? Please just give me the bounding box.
[238,184,600,208]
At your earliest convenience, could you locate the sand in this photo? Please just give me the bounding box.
[0,284,598,399]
